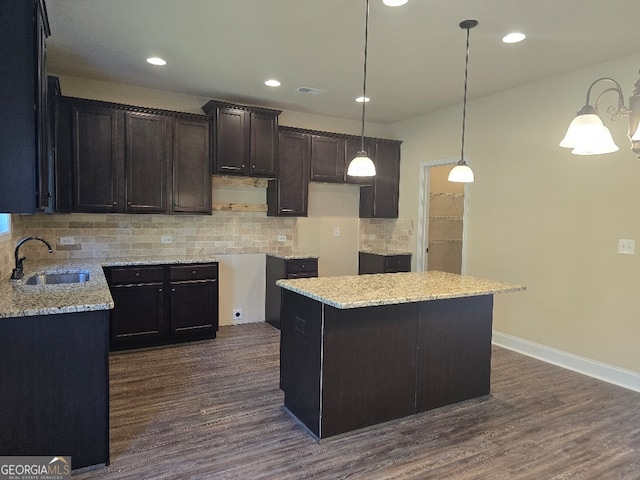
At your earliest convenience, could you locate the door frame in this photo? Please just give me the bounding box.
[416,157,471,273]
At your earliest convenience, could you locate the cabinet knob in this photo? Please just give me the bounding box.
[171,288,176,292]
[135,273,140,277]
[192,270,197,275]
[241,164,246,168]
[158,288,163,293]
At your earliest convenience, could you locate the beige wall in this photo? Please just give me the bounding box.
[391,53,640,373]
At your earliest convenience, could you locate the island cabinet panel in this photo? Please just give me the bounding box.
[321,303,417,438]
[416,295,493,412]
[280,290,323,437]
[0,311,109,470]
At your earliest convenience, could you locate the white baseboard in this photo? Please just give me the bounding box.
[492,331,640,393]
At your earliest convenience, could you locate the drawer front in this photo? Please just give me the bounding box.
[286,258,318,274]
[384,255,411,272]
[109,266,164,285]
[170,263,218,281]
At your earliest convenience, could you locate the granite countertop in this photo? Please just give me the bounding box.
[0,256,219,319]
[266,252,319,260]
[276,270,525,309]
[359,249,413,256]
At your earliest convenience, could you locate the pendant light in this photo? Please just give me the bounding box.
[448,20,478,183]
[347,0,376,177]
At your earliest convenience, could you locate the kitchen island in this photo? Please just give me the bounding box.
[276,270,525,440]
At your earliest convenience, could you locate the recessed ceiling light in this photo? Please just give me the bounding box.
[383,0,408,6]
[265,79,281,87]
[502,32,526,44]
[356,96,370,103]
[146,57,167,66]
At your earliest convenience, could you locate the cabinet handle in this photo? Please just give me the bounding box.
[171,288,176,292]
[192,270,196,275]
[158,288,163,293]
[135,273,140,277]
[281,208,294,212]
[241,164,246,168]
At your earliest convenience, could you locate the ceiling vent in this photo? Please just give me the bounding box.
[297,86,325,95]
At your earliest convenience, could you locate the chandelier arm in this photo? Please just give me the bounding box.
[585,77,629,119]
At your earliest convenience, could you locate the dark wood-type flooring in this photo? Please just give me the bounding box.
[75,322,640,479]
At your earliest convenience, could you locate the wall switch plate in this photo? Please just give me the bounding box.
[617,239,635,255]
[333,227,340,237]
[232,309,243,320]
[59,236,75,245]
[161,235,172,244]
[277,235,286,242]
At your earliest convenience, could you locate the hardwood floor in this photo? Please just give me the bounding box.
[76,322,640,479]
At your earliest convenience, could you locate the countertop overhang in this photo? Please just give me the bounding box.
[276,270,525,309]
[0,256,219,319]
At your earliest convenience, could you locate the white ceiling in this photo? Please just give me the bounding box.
[46,0,640,124]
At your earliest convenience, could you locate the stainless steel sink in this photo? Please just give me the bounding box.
[25,271,91,285]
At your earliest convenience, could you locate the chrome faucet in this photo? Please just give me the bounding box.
[11,237,53,280]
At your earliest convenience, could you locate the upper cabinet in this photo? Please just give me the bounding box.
[310,134,346,183]
[56,97,212,215]
[358,140,402,219]
[202,100,281,177]
[0,0,51,213]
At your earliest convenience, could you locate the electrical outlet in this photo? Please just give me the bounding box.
[59,236,75,245]
[277,235,286,242]
[617,239,635,255]
[161,235,172,244]
[333,227,340,237]
[232,309,243,321]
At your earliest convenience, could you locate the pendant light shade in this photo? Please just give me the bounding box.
[448,19,478,184]
[559,113,619,155]
[347,151,376,176]
[347,0,376,177]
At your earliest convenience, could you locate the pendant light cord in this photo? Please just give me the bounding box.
[360,0,370,152]
[460,23,472,164]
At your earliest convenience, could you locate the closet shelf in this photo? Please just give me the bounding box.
[430,192,464,198]
[429,216,463,221]
[429,239,463,244]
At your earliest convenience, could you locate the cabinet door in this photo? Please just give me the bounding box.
[310,135,346,183]
[110,283,164,346]
[359,141,401,218]
[124,111,170,213]
[215,107,247,174]
[267,130,309,216]
[173,117,212,214]
[250,111,278,176]
[0,0,49,213]
[169,280,218,336]
[72,104,121,212]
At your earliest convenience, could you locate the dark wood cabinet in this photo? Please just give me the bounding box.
[359,251,411,274]
[0,311,110,470]
[124,111,170,213]
[202,100,281,177]
[105,262,218,351]
[265,255,318,329]
[0,0,50,213]
[172,117,213,213]
[359,140,401,218]
[310,134,346,182]
[267,129,310,216]
[39,76,60,212]
[169,264,218,336]
[57,97,212,214]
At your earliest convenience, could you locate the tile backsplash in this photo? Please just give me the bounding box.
[359,218,414,253]
[12,211,298,261]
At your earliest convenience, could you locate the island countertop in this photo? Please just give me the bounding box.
[0,256,219,319]
[276,270,525,309]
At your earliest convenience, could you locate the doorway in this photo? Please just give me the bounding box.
[416,159,469,273]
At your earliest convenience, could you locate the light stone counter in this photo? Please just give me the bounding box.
[359,249,412,256]
[0,256,218,319]
[265,252,319,260]
[276,270,525,309]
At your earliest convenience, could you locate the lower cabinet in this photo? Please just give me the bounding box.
[359,251,411,274]
[105,262,218,351]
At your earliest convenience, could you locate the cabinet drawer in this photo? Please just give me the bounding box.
[384,255,411,272]
[286,259,318,274]
[109,266,164,285]
[169,263,218,281]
